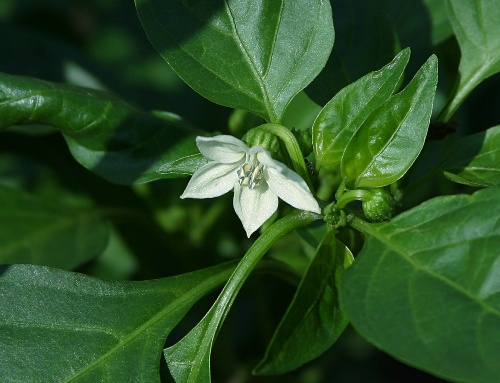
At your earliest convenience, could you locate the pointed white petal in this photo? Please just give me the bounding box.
[196,135,248,163]
[181,161,239,199]
[233,183,278,237]
[265,165,321,214]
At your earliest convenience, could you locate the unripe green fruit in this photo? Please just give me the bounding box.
[362,189,399,222]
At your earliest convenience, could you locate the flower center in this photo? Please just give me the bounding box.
[237,156,264,190]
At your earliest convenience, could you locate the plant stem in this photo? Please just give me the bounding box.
[348,214,377,237]
[261,123,315,192]
[164,211,323,381]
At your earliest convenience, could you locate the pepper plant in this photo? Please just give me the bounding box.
[0,1,499,382]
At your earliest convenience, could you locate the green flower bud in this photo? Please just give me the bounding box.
[323,202,347,229]
[361,189,400,222]
[242,127,280,153]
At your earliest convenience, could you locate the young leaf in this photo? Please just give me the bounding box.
[0,72,201,184]
[312,48,410,168]
[164,211,322,383]
[134,0,334,123]
[0,261,236,383]
[441,125,500,187]
[253,231,353,375]
[438,0,500,121]
[306,0,398,105]
[341,186,500,383]
[341,55,438,188]
[0,185,108,270]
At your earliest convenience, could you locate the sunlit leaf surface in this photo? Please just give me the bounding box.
[135,0,334,123]
[0,262,236,383]
[341,186,500,383]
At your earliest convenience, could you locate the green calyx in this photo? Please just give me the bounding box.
[323,202,348,229]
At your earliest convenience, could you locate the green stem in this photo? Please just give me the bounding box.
[336,189,372,209]
[209,210,321,331]
[164,211,322,382]
[348,214,377,236]
[260,123,314,192]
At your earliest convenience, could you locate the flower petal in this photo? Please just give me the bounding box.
[233,183,278,237]
[181,161,239,199]
[197,135,248,163]
[264,162,321,214]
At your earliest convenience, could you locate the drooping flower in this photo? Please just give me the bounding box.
[181,135,321,237]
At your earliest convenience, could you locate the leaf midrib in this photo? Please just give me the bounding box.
[224,0,276,122]
[64,271,230,382]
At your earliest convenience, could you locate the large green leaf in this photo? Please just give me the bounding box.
[135,0,334,123]
[306,0,398,105]
[164,211,322,383]
[0,185,108,269]
[438,0,500,121]
[0,261,236,383]
[341,186,500,383]
[341,55,438,188]
[254,232,353,375]
[0,72,201,184]
[441,125,500,187]
[312,49,410,168]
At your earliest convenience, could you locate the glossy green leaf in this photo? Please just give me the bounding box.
[0,72,201,184]
[341,55,438,188]
[306,0,398,105]
[254,232,353,375]
[157,153,211,178]
[0,185,108,269]
[164,211,322,383]
[135,0,334,123]
[0,261,236,383]
[438,0,500,121]
[341,186,500,383]
[312,49,410,168]
[442,125,500,187]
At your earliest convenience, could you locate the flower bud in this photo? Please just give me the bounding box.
[242,127,280,153]
[361,189,400,222]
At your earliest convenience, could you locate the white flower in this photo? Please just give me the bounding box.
[181,135,321,237]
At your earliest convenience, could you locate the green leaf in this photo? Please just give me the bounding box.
[341,187,500,383]
[157,154,211,178]
[134,0,334,123]
[164,211,322,383]
[0,72,201,184]
[254,232,353,375]
[312,49,410,168]
[442,125,500,187]
[306,0,398,105]
[0,185,108,269]
[438,0,500,121]
[341,55,438,188]
[0,261,236,383]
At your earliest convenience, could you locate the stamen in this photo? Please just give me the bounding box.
[237,159,264,190]
[237,163,253,187]
[248,165,263,189]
